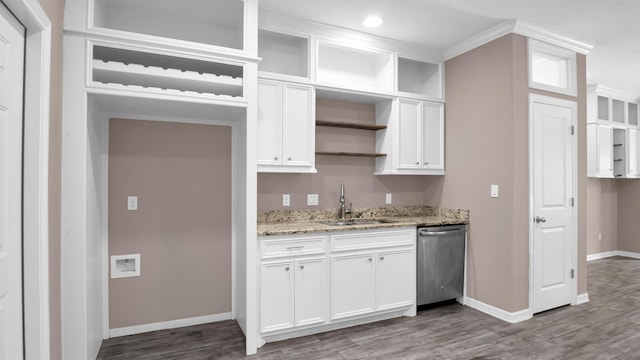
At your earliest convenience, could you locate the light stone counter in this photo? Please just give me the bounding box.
[257,206,469,236]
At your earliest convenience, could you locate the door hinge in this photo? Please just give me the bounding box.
[571,197,575,207]
[571,125,575,135]
[571,269,575,279]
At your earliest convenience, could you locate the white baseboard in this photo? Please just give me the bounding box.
[616,251,640,260]
[109,312,232,338]
[587,250,640,261]
[463,297,532,324]
[575,293,589,305]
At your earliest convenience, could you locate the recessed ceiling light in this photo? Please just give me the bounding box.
[363,15,384,28]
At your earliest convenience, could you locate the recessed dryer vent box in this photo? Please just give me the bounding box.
[111,254,141,279]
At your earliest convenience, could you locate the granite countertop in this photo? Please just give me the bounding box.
[257,206,469,236]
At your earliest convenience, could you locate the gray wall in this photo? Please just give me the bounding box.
[586,179,618,254]
[258,98,433,210]
[439,33,588,311]
[108,119,232,328]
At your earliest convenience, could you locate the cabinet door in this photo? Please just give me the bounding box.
[257,80,283,166]
[330,253,375,320]
[422,102,444,170]
[260,260,294,332]
[597,124,613,177]
[628,128,640,176]
[376,248,414,311]
[282,83,314,168]
[397,99,421,169]
[294,257,326,327]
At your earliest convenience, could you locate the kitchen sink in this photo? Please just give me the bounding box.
[321,218,395,226]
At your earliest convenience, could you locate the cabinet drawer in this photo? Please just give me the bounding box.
[331,228,415,252]
[261,236,327,259]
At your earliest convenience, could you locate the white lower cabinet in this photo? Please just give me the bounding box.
[260,257,326,332]
[375,248,415,311]
[331,247,414,320]
[294,257,326,326]
[330,253,376,320]
[260,260,295,332]
[259,228,416,339]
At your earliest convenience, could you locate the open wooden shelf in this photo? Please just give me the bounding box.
[316,120,387,131]
[315,151,386,157]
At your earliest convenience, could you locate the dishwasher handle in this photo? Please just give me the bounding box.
[419,228,466,237]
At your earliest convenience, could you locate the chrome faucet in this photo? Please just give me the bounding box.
[339,184,352,220]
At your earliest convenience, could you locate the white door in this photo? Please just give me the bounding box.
[597,124,613,177]
[260,260,294,332]
[375,249,414,311]
[294,257,325,327]
[397,99,421,169]
[422,101,444,170]
[330,253,375,320]
[257,79,282,166]
[0,3,25,359]
[531,96,575,314]
[282,83,314,168]
[627,128,640,176]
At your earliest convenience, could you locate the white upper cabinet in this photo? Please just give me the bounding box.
[376,98,445,175]
[397,99,421,169]
[587,85,640,178]
[257,79,316,173]
[422,101,445,170]
[628,128,640,177]
[528,39,577,97]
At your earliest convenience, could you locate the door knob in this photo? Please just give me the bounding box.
[535,216,546,223]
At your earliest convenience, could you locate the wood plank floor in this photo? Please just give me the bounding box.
[97,256,640,359]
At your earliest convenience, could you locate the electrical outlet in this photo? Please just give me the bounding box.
[307,194,319,206]
[490,185,499,198]
[385,193,392,204]
[283,194,290,207]
[127,196,138,210]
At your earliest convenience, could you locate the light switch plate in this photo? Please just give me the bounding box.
[307,194,319,206]
[385,193,392,204]
[127,196,138,210]
[283,194,290,207]
[490,185,499,198]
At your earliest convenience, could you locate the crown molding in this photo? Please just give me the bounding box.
[444,19,593,61]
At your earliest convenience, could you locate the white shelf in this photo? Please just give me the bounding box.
[259,30,308,78]
[92,0,244,50]
[92,59,243,97]
[316,40,393,93]
[397,57,441,99]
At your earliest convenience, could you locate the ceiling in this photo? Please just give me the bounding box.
[259,0,640,99]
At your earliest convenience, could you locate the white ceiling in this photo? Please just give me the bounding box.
[259,0,640,99]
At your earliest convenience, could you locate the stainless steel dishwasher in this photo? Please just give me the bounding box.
[417,224,467,306]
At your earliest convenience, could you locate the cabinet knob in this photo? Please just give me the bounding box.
[285,266,290,271]
[379,256,385,261]
[415,161,419,165]
[368,258,373,262]
[424,162,429,165]
[288,157,292,161]
[300,265,305,270]
[274,156,278,161]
